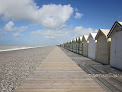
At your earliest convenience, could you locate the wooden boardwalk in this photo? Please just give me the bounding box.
[14,47,105,92]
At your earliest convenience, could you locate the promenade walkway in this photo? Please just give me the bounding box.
[14,47,105,92]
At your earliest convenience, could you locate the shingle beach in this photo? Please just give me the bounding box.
[0,46,55,92]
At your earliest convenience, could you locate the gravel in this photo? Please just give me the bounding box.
[0,46,55,92]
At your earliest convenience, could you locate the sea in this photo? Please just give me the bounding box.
[0,45,42,52]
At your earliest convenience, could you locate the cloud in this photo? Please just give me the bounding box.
[4,21,14,31]
[32,28,69,39]
[31,25,98,44]
[0,0,73,28]
[75,8,78,12]
[73,26,98,37]
[12,32,23,37]
[31,28,71,45]
[4,21,28,32]
[74,12,83,19]
[31,24,72,45]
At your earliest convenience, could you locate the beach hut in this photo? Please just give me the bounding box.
[64,42,66,48]
[107,21,122,70]
[76,37,79,53]
[72,39,75,52]
[95,29,111,64]
[87,33,97,60]
[69,41,71,51]
[65,42,68,49]
[82,35,88,57]
[70,40,73,51]
[68,41,70,50]
[78,37,83,55]
[73,39,75,52]
[75,38,78,53]
[78,37,82,54]
[77,37,80,54]
[60,43,64,48]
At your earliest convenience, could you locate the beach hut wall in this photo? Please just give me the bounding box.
[76,37,79,53]
[87,33,97,60]
[69,40,72,51]
[67,41,70,50]
[72,39,75,52]
[95,29,111,64]
[70,40,73,51]
[107,21,122,70]
[82,35,88,57]
[78,37,83,55]
[74,38,76,53]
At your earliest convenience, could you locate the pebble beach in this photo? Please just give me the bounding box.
[0,46,55,92]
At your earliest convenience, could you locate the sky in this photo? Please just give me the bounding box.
[0,0,122,45]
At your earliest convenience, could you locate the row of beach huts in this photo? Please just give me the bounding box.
[60,21,122,70]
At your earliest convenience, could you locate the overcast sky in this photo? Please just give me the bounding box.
[0,0,122,45]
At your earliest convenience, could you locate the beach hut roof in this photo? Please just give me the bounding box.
[77,36,82,42]
[91,33,97,39]
[88,33,97,40]
[72,38,75,42]
[77,37,80,42]
[95,29,110,40]
[74,38,76,41]
[119,22,122,25]
[82,35,88,41]
[80,37,82,39]
[79,36,82,41]
[107,21,122,38]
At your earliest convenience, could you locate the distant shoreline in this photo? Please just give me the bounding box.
[0,46,44,52]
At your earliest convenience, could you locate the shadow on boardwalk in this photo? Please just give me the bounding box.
[60,47,122,92]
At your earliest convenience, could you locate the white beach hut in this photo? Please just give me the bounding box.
[107,21,122,70]
[78,37,83,55]
[61,43,64,48]
[95,29,111,64]
[65,41,68,49]
[82,35,88,57]
[72,39,75,52]
[70,40,73,51]
[68,41,70,50]
[76,37,79,53]
[87,33,97,60]
[74,38,77,53]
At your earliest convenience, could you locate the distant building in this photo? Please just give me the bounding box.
[87,33,97,60]
[95,29,111,64]
[108,21,122,70]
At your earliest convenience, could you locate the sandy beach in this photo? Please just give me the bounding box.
[0,46,55,92]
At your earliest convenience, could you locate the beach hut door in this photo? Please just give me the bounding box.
[111,30,122,69]
[111,32,117,62]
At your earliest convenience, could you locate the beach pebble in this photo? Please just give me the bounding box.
[0,46,55,92]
